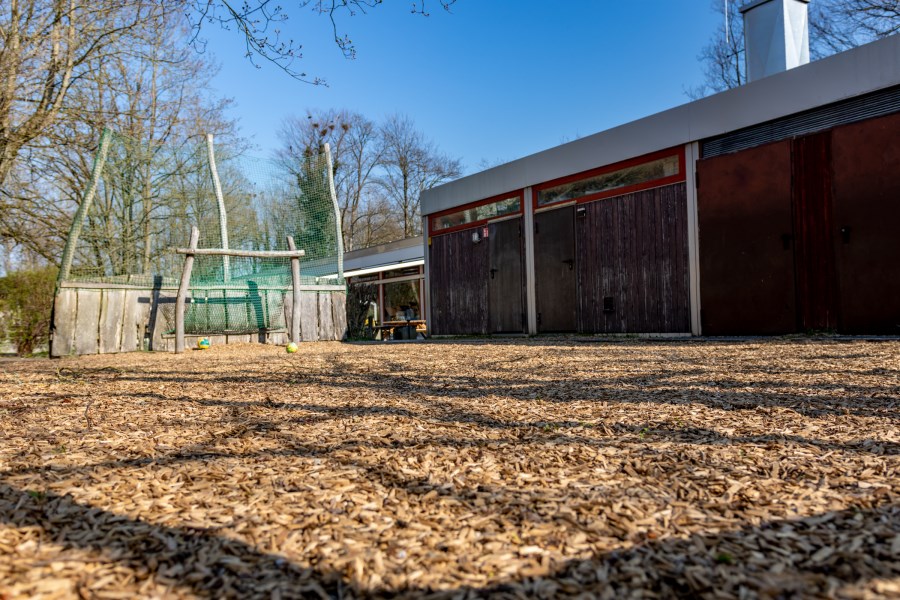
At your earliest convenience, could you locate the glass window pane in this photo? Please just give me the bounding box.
[383,266,422,279]
[383,281,421,322]
[433,196,520,232]
[537,155,679,206]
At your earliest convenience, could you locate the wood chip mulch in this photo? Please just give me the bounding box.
[0,338,898,599]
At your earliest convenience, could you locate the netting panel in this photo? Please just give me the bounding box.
[61,130,343,334]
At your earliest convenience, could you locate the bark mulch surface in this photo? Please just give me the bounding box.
[0,339,898,599]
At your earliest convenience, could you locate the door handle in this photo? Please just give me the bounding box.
[840,226,851,244]
[490,268,498,279]
[781,233,792,250]
[563,259,574,270]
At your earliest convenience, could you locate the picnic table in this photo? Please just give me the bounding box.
[375,320,426,340]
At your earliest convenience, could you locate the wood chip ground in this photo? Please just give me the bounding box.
[1,338,898,599]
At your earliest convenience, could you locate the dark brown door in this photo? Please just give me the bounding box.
[577,184,691,333]
[488,218,525,333]
[792,131,839,331]
[535,205,577,332]
[831,111,900,334]
[698,140,797,335]
[428,228,489,335]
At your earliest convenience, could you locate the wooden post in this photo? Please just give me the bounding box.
[206,134,230,282]
[287,235,302,344]
[175,226,199,354]
[323,143,344,279]
[58,128,112,286]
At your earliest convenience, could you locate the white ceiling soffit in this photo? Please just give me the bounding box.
[344,260,425,279]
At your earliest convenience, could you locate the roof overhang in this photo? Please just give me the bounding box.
[420,34,900,217]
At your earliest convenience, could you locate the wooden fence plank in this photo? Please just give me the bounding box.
[74,290,101,355]
[299,292,319,342]
[51,289,78,357]
[318,293,335,341]
[99,290,125,353]
[152,292,176,351]
[267,331,288,345]
[120,290,149,352]
[331,292,347,340]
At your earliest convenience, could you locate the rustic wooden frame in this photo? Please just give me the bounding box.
[174,226,306,353]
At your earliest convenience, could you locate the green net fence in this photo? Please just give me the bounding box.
[58,129,344,335]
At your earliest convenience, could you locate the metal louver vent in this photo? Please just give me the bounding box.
[701,84,900,158]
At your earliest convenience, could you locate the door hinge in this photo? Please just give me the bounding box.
[534,222,539,235]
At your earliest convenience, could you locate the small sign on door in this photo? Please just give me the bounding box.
[483,227,489,238]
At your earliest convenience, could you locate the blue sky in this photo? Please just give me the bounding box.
[203,2,723,173]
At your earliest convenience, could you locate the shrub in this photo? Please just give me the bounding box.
[346,283,378,340]
[0,266,58,356]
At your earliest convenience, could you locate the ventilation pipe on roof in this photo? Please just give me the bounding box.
[740,0,810,82]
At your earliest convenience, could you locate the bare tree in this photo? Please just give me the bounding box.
[187,0,458,83]
[0,0,167,190]
[690,0,900,97]
[1,4,241,270]
[812,0,900,53]
[339,114,385,250]
[378,115,461,238]
[278,110,387,251]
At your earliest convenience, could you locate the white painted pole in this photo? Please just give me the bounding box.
[422,216,431,336]
[522,186,538,335]
[685,142,703,336]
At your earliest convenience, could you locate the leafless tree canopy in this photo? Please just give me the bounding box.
[278,110,461,251]
[186,0,457,84]
[690,0,900,98]
[0,1,240,269]
[0,0,461,273]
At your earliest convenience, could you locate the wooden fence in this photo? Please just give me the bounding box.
[50,284,346,357]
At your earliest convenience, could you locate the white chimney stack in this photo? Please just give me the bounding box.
[740,0,810,82]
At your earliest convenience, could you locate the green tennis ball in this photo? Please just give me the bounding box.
[197,337,210,350]
[286,342,298,353]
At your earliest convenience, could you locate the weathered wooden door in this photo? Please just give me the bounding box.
[576,184,690,333]
[698,140,797,335]
[534,205,577,332]
[428,228,489,335]
[488,218,525,333]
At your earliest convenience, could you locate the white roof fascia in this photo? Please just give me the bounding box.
[420,34,900,217]
[343,241,424,274]
[344,259,425,279]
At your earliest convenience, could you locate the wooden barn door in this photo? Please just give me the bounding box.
[428,228,489,335]
[488,218,525,333]
[534,206,577,332]
[831,111,900,334]
[697,140,797,335]
[576,184,690,333]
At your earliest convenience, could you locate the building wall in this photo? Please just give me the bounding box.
[420,37,900,338]
[697,110,900,335]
